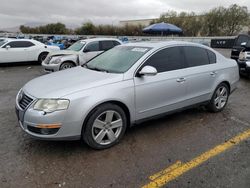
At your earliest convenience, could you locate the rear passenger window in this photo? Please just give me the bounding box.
[3,41,34,48]
[207,50,216,64]
[100,41,115,51]
[184,46,209,67]
[143,47,184,73]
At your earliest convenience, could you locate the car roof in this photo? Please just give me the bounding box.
[80,38,120,43]
[0,38,36,42]
[0,38,42,44]
[123,41,208,49]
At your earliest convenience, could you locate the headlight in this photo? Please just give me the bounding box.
[33,99,69,113]
[50,57,62,64]
[239,52,246,60]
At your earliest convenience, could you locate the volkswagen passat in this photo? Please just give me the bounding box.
[16,41,239,149]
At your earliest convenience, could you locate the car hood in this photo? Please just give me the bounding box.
[23,67,124,98]
[49,50,79,57]
[46,45,60,50]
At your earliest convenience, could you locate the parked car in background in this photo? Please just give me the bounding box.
[16,41,239,149]
[47,41,65,50]
[42,38,121,72]
[238,40,250,76]
[0,38,60,64]
[231,34,250,60]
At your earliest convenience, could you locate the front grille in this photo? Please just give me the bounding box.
[19,93,33,110]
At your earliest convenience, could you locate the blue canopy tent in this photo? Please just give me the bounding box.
[143,22,183,36]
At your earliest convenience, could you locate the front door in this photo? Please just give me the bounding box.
[82,41,103,63]
[134,46,189,120]
[0,41,28,63]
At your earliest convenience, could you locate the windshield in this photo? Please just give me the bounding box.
[85,46,151,73]
[67,41,86,51]
[0,40,7,47]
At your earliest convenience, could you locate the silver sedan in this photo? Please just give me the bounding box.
[16,41,239,149]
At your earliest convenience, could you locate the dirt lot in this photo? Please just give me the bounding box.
[0,49,250,188]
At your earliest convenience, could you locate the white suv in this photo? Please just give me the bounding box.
[0,38,60,64]
[42,38,122,72]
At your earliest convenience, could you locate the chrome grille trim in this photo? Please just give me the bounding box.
[19,93,33,110]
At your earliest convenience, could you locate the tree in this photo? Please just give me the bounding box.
[75,22,95,35]
[156,11,202,36]
[223,4,249,35]
[201,7,226,36]
[20,22,69,34]
[202,4,249,36]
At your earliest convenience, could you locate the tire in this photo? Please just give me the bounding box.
[38,52,48,64]
[59,62,75,70]
[207,83,229,112]
[83,103,127,150]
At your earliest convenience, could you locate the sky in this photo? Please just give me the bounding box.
[0,0,249,29]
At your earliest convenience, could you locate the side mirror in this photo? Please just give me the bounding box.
[5,45,10,50]
[139,66,157,76]
[83,48,90,53]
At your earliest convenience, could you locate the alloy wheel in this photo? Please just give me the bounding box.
[61,63,73,70]
[91,110,123,145]
[214,86,228,109]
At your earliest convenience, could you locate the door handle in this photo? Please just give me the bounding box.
[210,71,217,76]
[176,78,186,83]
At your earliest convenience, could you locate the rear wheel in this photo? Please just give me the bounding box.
[59,62,75,70]
[207,83,229,112]
[83,104,127,149]
[38,52,48,64]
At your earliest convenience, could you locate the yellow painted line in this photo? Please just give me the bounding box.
[142,129,250,188]
[149,160,182,181]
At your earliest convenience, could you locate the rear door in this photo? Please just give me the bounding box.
[182,46,218,105]
[134,46,189,120]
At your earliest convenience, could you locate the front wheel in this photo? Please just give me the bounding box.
[59,62,75,70]
[38,52,48,64]
[83,104,127,149]
[207,83,229,112]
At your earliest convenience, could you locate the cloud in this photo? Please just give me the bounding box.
[0,0,249,28]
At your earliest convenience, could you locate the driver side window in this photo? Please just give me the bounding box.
[142,47,185,73]
[84,41,100,52]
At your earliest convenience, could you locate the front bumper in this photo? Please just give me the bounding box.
[15,93,81,140]
[41,61,61,73]
[237,60,250,74]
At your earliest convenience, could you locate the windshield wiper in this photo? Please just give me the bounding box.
[84,64,109,73]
